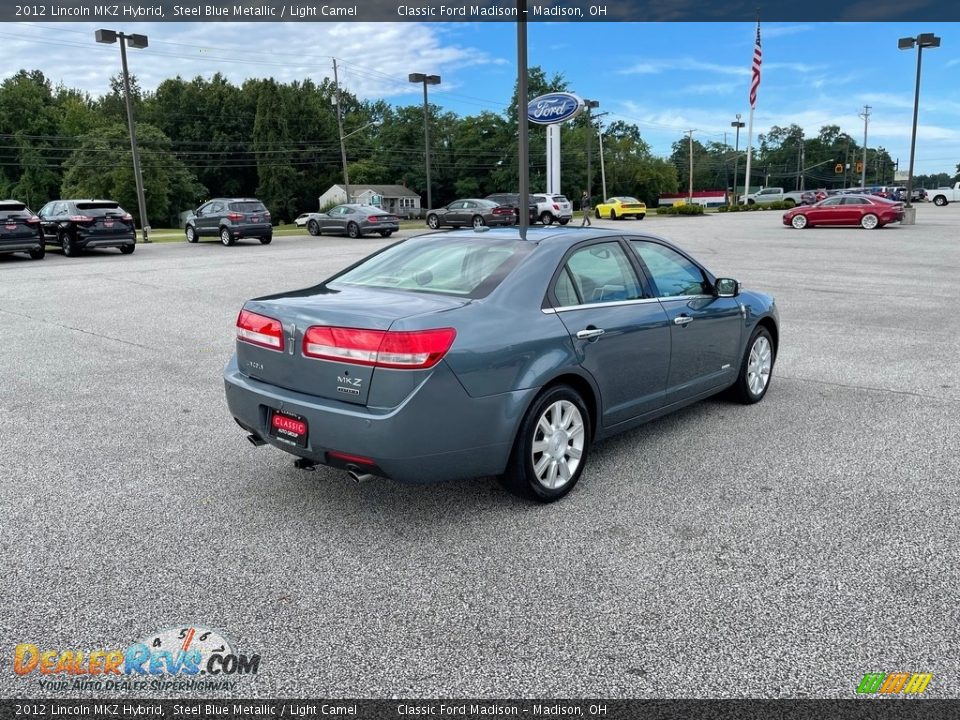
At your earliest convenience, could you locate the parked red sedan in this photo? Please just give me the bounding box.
[783,194,904,230]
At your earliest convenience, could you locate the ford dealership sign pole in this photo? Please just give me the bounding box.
[527,92,584,199]
[517,0,529,238]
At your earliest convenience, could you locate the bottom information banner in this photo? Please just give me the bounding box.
[1,700,959,720]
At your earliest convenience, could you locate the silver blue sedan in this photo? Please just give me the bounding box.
[224,227,779,502]
[304,204,399,238]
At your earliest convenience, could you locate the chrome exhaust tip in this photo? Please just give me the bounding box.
[346,465,374,483]
[247,434,267,447]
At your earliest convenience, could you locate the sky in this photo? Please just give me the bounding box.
[1,20,959,175]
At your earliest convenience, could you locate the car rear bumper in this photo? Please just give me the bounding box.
[76,232,136,248]
[229,223,273,237]
[0,238,43,253]
[224,355,535,483]
[362,222,400,234]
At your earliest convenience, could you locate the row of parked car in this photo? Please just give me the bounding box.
[799,186,927,205]
[0,198,137,261]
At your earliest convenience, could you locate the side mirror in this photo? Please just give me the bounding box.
[715,278,740,297]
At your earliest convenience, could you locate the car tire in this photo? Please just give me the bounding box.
[307,220,320,236]
[501,385,591,503]
[540,212,554,225]
[259,235,272,244]
[729,326,775,404]
[427,214,440,229]
[933,196,947,207]
[558,219,570,225]
[29,246,45,260]
[472,215,486,229]
[609,210,618,220]
[594,209,600,219]
[60,231,78,257]
[347,222,360,238]
[637,214,645,220]
[379,230,393,238]
[220,227,235,246]
[119,244,135,254]
[791,214,808,229]
[860,213,879,230]
[185,225,198,243]
[784,199,796,208]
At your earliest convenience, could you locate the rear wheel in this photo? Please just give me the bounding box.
[791,214,808,229]
[379,230,393,238]
[220,227,234,246]
[594,209,600,219]
[933,195,947,207]
[501,385,591,502]
[609,209,618,220]
[540,211,554,225]
[307,220,320,236]
[558,218,570,225]
[861,213,879,230]
[730,326,775,404]
[29,246,45,260]
[119,244,135,254]
[259,234,272,244]
[185,225,198,243]
[60,231,78,257]
[347,222,360,238]
[427,214,440,229]
[784,198,796,208]
[472,215,485,229]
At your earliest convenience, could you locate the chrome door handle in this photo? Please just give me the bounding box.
[673,315,693,326]
[576,328,605,340]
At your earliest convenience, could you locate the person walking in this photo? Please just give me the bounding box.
[580,191,592,226]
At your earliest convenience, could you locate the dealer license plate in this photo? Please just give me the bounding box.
[269,409,308,448]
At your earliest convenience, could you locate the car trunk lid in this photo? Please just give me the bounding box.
[236,285,468,406]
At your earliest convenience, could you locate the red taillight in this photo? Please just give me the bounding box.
[121,213,133,221]
[26,216,40,225]
[69,215,93,223]
[227,212,244,221]
[552,203,560,210]
[263,211,271,218]
[302,326,456,369]
[327,450,374,466]
[366,215,379,223]
[236,310,285,351]
[493,208,512,215]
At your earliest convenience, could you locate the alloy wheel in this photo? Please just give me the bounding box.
[530,400,585,490]
[747,335,772,396]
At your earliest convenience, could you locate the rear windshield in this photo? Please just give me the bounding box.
[229,201,267,213]
[551,195,569,202]
[0,202,29,214]
[76,201,120,210]
[329,236,533,298]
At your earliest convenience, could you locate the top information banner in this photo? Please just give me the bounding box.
[3,0,955,22]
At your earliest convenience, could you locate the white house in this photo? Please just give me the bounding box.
[318,184,423,218]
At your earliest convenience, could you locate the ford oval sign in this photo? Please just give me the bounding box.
[527,93,583,125]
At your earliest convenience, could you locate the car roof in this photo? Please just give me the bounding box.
[417,226,682,249]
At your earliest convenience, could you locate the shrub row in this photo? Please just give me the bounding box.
[717,200,793,212]
[656,204,705,216]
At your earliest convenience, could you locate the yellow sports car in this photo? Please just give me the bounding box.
[594,196,647,220]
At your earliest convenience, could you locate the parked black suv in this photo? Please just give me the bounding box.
[0,200,44,260]
[484,193,538,224]
[185,198,272,246]
[38,199,136,257]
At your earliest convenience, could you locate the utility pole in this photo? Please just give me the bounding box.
[795,133,803,191]
[517,0,529,238]
[584,100,600,202]
[333,58,350,204]
[843,134,851,189]
[859,105,871,189]
[686,129,695,202]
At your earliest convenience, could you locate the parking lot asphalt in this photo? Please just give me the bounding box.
[2,205,959,699]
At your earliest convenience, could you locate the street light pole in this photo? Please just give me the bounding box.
[95,29,150,242]
[583,100,599,202]
[598,125,607,200]
[899,32,941,217]
[731,115,745,205]
[408,73,441,214]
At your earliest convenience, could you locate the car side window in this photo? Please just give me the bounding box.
[562,242,643,304]
[53,202,68,215]
[843,197,867,205]
[463,201,476,209]
[196,203,209,216]
[821,197,843,206]
[39,203,52,217]
[554,268,580,307]
[448,201,464,210]
[630,241,709,298]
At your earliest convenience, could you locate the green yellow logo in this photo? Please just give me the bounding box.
[857,672,932,695]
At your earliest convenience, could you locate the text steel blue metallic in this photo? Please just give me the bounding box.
[224,228,779,501]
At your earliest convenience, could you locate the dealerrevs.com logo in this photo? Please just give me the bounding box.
[14,626,260,692]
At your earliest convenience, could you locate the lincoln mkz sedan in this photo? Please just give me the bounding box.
[224,228,779,501]
[783,194,904,229]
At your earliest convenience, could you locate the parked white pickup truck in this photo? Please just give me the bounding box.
[930,182,960,206]
[738,187,806,206]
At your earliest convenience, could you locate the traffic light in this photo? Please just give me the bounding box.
[856,162,864,173]
[835,163,843,174]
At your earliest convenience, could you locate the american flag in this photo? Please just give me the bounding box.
[749,21,762,109]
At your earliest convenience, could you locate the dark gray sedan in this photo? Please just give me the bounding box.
[225,228,779,502]
[426,199,516,229]
[305,204,399,238]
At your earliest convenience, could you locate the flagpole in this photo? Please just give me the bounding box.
[743,108,755,201]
